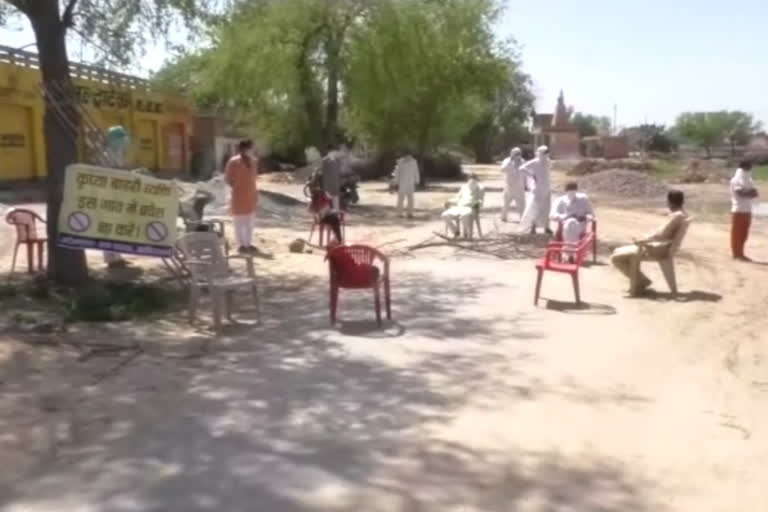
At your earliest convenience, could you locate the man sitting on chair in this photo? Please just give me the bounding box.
[551,182,595,246]
[441,173,484,238]
[611,189,688,294]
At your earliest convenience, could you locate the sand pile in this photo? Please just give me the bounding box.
[579,169,668,198]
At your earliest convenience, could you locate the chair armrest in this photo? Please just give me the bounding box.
[183,258,216,282]
[227,254,256,277]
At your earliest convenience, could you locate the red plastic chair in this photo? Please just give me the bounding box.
[328,245,391,326]
[5,208,47,276]
[310,211,346,247]
[534,232,594,305]
[554,218,597,263]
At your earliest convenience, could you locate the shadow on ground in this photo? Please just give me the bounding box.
[0,260,664,511]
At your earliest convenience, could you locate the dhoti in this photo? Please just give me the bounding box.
[502,185,526,222]
[562,218,587,245]
[442,206,473,236]
[519,192,551,232]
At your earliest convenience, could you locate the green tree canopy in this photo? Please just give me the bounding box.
[343,0,515,156]
[157,0,526,163]
[571,112,611,138]
[674,111,762,157]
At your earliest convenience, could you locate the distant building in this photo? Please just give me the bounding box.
[530,90,580,158]
[0,44,193,181]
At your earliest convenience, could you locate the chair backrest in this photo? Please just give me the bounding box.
[329,245,377,267]
[177,232,229,280]
[667,217,692,257]
[5,208,43,242]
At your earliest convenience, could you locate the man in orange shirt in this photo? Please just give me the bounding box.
[225,139,259,254]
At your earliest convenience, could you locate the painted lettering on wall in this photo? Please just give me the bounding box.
[75,86,131,110]
[0,133,25,148]
[135,99,163,114]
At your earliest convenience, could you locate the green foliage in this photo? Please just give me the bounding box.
[156,0,520,164]
[344,0,511,155]
[674,111,762,157]
[461,54,534,162]
[753,165,768,181]
[153,0,366,155]
[0,278,183,323]
[2,0,214,68]
[69,281,183,322]
[571,113,611,138]
[651,160,684,178]
[622,124,676,153]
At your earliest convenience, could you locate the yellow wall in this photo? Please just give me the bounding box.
[0,60,193,181]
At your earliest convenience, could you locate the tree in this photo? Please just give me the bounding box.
[621,124,676,154]
[571,112,611,138]
[722,111,762,156]
[0,0,210,284]
[461,54,534,163]
[674,111,761,158]
[344,0,509,158]
[156,0,369,158]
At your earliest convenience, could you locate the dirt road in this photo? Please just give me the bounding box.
[1,168,767,511]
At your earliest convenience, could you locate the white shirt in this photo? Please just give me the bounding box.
[520,157,551,197]
[393,156,420,193]
[730,168,756,213]
[455,180,484,208]
[551,192,594,221]
[500,156,524,189]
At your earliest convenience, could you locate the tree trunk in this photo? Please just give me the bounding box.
[28,0,89,284]
[324,36,341,148]
[297,26,325,150]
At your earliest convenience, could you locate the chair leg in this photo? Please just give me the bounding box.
[251,281,261,324]
[659,259,678,295]
[9,244,20,278]
[571,272,581,304]
[384,279,392,320]
[211,288,223,333]
[330,285,339,324]
[373,284,382,327]
[592,237,597,263]
[37,241,45,271]
[188,285,201,323]
[26,242,34,273]
[226,290,235,321]
[534,268,544,305]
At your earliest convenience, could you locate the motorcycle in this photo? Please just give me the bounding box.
[303,167,360,211]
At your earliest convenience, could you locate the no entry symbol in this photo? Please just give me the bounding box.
[67,211,91,233]
[145,221,168,242]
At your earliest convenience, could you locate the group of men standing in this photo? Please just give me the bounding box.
[500,145,556,235]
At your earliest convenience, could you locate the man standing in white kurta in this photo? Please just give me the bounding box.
[500,147,526,222]
[519,145,553,235]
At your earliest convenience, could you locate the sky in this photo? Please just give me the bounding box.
[1,0,766,129]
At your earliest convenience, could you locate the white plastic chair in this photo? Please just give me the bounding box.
[633,216,692,295]
[176,232,261,332]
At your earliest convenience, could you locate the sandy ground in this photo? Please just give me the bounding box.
[1,167,768,511]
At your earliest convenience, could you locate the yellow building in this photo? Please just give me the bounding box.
[0,44,193,181]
